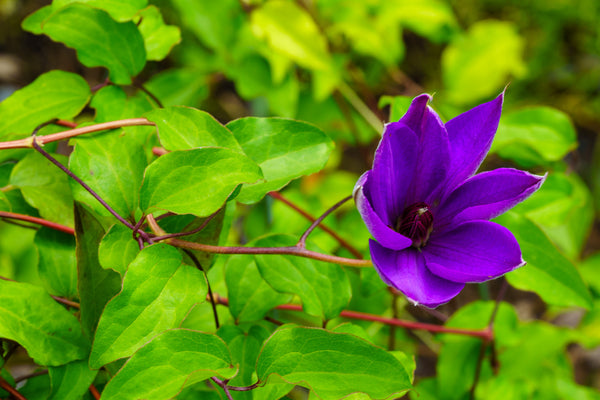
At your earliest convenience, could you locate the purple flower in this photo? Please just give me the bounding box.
[354,93,545,308]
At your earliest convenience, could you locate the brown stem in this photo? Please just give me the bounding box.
[89,384,101,400]
[169,238,371,267]
[0,375,27,400]
[146,214,371,267]
[51,295,80,309]
[0,211,74,235]
[0,118,155,150]
[268,192,363,259]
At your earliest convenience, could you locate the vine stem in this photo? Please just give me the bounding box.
[337,81,383,134]
[297,194,352,247]
[146,214,372,267]
[0,118,155,150]
[89,384,101,400]
[213,294,493,340]
[0,375,27,400]
[268,192,363,259]
[31,137,135,230]
[0,211,74,235]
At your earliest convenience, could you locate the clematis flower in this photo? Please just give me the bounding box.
[354,93,545,308]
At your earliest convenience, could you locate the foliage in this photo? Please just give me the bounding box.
[0,0,598,399]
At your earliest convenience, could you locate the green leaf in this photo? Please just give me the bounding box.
[34,4,146,84]
[379,95,414,122]
[69,130,147,219]
[492,107,578,167]
[145,106,242,152]
[227,118,333,203]
[217,325,266,387]
[442,20,525,104]
[251,1,332,71]
[0,279,89,366]
[256,326,412,399]
[0,70,90,140]
[139,148,262,216]
[52,0,148,21]
[34,227,77,298]
[136,6,181,61]
[253,235,351,320]
[512,172,592,258]
[91,85,154,122]
[48,359,98,400]
[100,329,236,400]
[171,0,242,52]
[0,191,10,212]
[495,212,593,309]
[10,152,74,226]
[90,244,208,368]
[75,202,122,339]
[393,0,458,42]
[143,68,209,108]
[98,224,140,276]
[225,253,291,322]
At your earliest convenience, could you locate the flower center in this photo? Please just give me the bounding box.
[396,202,434,248]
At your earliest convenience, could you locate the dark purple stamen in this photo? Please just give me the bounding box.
[396,202,433,247]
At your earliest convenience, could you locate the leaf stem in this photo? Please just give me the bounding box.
[0,375,28,400]
[182,249,220,330]
[0,118,155,150]
[0,211,74,234]
[31,137,135,230]
[337,81,383,134]
[89,384,101,400]
[268,192,363,259]
[297,194,352,248]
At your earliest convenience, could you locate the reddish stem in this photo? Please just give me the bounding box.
[0,211,74,235]
[89,384,101,400]
[268,191,363,259]
[213,294,493,340]
[0,375,27,400]
[55,120,78,128]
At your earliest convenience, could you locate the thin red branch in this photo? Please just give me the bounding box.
[0,375,27,400]
[213,294,493,340]
[0,211,74,235]
[55,120,78,128]
[89,384,101,400]
[268,191,363,259]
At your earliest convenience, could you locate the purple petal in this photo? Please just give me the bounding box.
[435,168,546,230]
[399,95,451,205]
[366,122,419,225]
[399,93,432,129]
[354,174,413,250]
[370,240,465,308]
[424,221,525,283]
[445,92,504,192]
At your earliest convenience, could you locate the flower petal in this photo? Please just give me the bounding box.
[354,174,413,250]
[399,94,450,205]
[366,122,419,225]
[444,92,504,192]
[424,220,525,283]
[435,168,546,230]
[370,240,465,308]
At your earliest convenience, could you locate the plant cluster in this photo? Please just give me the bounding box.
[0,1,598,400]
